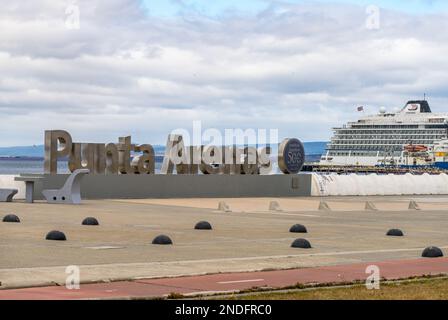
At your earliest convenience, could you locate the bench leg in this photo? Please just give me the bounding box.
[25,181,34,203]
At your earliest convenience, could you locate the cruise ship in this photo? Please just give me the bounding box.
[320,100,448,167]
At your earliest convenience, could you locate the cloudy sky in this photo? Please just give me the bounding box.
[1,0,448,146]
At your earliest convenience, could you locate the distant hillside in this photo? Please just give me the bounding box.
[0,145,44,157]
[0,141,328,158]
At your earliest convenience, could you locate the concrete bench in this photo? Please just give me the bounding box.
[14,175,43,203]
[0,189,18,202]
[42,169,89,204]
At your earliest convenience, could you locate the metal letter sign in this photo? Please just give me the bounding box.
[44,130,305,176]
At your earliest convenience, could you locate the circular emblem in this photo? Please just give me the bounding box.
[278,138,305,174]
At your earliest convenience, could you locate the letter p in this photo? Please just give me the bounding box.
[44,130,73,174]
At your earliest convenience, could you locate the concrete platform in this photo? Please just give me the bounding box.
[18,174,311,200]
[1,196,448,290]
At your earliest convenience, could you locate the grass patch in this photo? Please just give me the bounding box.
[167,292,186,299]
[224,277,448,300]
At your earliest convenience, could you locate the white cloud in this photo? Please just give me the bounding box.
[1,0,448,146]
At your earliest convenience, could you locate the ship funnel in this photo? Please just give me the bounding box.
[402,100,431,113]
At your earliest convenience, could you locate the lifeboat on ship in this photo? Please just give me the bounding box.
[404,144,428,153]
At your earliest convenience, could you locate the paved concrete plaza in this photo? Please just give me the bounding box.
[1,196,448,289]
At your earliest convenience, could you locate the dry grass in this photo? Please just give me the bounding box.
[228,277,448,300]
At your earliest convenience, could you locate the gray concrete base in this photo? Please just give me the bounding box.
[27,174,312,200]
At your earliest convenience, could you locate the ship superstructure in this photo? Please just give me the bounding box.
[320,101,448,167]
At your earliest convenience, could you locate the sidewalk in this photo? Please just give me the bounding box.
[1,257,447,300]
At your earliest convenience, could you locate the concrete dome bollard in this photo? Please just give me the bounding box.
[152,235,173,245]
[46,230,67,241]
[422,246,443,258]
[2,214,20,223]
[291,238,312,249]
[195,221,212,230]
[82,217,99,226]
[386,229,404,237]
[289,224,307,233]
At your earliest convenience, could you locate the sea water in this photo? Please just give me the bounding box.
[0,159,164,174]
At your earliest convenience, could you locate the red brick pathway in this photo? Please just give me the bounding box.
[1,257,447,300]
